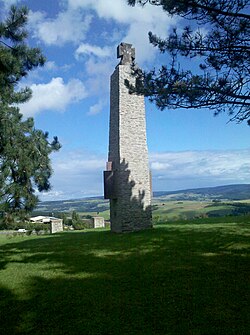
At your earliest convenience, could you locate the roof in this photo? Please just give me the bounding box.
[30,216,61,222]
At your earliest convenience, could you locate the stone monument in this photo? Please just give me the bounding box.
[92,216,105,228]
[50,218,63,234]
[104,42,152,233]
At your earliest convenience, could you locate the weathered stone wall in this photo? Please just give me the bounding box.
[108,62,152,233]
[51,219,63,234]
[92,217,105,228]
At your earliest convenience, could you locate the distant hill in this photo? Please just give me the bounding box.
[34,197,110,215]
[33,184,250,214]
[153,184,250,201]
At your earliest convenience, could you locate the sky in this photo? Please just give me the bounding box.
[1,0,250,201]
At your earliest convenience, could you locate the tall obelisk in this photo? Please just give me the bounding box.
[104,42,152,233]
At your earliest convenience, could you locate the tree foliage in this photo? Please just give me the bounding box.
[0,6,61,215]
[71,211,82,227]
[127,0,250,124]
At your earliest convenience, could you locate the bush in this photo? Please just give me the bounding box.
[104,221,110,229]
[73,219,93,230]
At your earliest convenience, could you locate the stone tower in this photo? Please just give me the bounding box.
[104,42,152,233]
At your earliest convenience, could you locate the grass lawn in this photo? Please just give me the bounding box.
[0,222,249,335]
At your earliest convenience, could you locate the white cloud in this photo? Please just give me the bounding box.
[88,100,106,115]
[44,61,57,71]
[20,77,87,117]
[79,57,114,115]
[85,57,115,96]
[68,0,165,23]
[20,61,73,83]
[151,162,171,171]
[55,152,104,173]
[1,0,21,7]
[69,0,177,63]
[150,150,250,191]
[28,9,92,45]
[43,61,73,72]
[25,0,177,119]
[39,150,106,200]
[39,148,250,201]
[75,43,112,59]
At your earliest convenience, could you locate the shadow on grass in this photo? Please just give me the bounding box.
[0,226,249,335]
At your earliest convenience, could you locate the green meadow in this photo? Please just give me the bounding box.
[0,220,249,334]
[152,199,250,222]
[33,194,250,224]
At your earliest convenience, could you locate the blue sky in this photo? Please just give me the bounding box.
[1,0,250,200]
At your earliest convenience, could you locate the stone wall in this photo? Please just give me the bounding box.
[92,217,105,228]
[51,219,63,234]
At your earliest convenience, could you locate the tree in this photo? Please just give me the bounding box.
[61,213,69,226]
[71,211,82,228]
[0,6,61,216]
[127,0,250,124]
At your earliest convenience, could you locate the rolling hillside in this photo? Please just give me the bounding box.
[33,184,250,214]
[154,184,250,200]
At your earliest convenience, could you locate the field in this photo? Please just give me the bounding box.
[152,199,250,222]
[32,197,250,224]
[32,184,250,223]
[0,219,249,334]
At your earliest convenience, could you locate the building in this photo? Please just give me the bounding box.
[30,216,63,234]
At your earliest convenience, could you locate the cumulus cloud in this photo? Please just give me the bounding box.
[39,150,106,200]
[24,0,177,118]
[2,0,20,3]
[1,0,21,9]
[68,0,166,24]
[39,148,250,201]
[1,0,20,6]
[28,9,92,45]
[42,61,73,73]
[55,152,104,173]
[84,57,115,96]
[79,57,114,115]
[43,61,58,71]
[88,100,106,115]
[150,150,250,191]
[19,77,87,117]
[28,0,175,63]
[75,43,112,59]
[68,0,176,64]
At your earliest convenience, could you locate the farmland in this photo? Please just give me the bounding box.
[32,184,250,223]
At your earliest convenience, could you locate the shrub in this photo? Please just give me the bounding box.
[73,219,93,230]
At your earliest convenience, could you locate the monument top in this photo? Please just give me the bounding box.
[117,43,135,65]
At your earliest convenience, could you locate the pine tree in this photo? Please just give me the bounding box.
[127,0,250,124]
[0,6,61,216]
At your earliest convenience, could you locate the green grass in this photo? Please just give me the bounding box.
[157,214,250,226]
[152,200,249,221]
[0,223,249,335]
